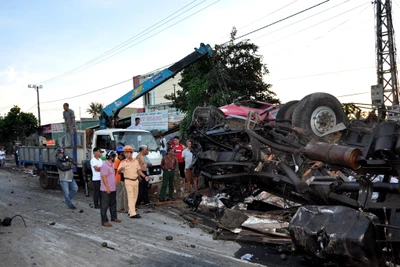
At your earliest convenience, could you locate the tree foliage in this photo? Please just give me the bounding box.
[0,105,38,146]
[165,28,280,137]
[86,102,104,118]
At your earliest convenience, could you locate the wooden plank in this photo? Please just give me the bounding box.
[217,232,292,245]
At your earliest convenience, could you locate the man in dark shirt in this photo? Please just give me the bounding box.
[159,147,178,202]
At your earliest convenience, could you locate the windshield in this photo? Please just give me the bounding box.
[113,131,158,151]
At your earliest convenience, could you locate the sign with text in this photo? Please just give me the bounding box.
[131,110,168,131]
[45,140,56,146]
[42,123,64,134]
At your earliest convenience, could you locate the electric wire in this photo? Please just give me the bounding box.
[284,4,373,56]
[38,0,219,85]
[253,0,352,42]
[33,0,372,122]
[260,1,371,47]
[224,0,330,44]
[37,0,200,85]
[39,62,173,107]
[268,66,374,82]
[38,0,318,108]
[219,0,299,40]
[41,78,132,104]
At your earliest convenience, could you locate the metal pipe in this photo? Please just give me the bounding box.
[303,141,363,169]
[244,112,300,154]
[278,162,311,195]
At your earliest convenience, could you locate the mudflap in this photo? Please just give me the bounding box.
[288,205,382,267]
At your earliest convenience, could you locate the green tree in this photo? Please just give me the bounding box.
[86,102,104,118]
[0,106,38,147]
[165,27,280,136]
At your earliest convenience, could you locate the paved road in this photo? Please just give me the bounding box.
[0,168,264,267]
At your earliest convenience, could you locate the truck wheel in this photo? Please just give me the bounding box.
[39,170,50,189]
[292,93,345,138]
[49,166,59,189]
[276,100,299,124]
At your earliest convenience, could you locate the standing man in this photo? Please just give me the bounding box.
[55,148,78,209]
[127,117,143,130]
[118,145,148,219]
[159,134,167,157]
[159,147,178,202]
[114,146,128,213]
[0,146,5,167]
[13,145,19,167]
[172,136,185,191]
[63,103,76,147]
[90,147,103,209]
[182,140,194,192]
[100,150,121,227]
[137,145,151,206]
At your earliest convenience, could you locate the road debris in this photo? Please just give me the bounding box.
[240,253,253,261]
[101,242,114,250]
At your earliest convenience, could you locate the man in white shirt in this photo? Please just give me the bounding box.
[0,146,6,167]
[127,117,143,130]
[91,147,104,209]
[159,134,167,157]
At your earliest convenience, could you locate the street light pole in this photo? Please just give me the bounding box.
[28,84,43,126]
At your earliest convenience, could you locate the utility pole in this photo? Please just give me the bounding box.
[28,84,43,126]
[372,0,399,118]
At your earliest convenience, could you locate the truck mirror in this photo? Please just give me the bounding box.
[110,140,116,150]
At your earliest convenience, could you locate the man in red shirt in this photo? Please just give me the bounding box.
[172,136,185,189]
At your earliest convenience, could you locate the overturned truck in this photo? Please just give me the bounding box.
[188,92,400,266]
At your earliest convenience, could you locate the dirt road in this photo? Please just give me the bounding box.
[0,168,262,267]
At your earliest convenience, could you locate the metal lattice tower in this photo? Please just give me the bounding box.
[374,0,399,109]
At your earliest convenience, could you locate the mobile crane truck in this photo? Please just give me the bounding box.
[19,43,214,196]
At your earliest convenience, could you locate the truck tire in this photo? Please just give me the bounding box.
[39,170,50,189]
[276,100,299,124]
[49,166,59,189]
[292,93,345,138]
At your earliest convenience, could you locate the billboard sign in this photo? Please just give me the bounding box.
[131,110,168,131]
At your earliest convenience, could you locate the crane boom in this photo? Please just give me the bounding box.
[100,43,213,129]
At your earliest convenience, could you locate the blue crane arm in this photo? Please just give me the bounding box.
[100,43,213,129]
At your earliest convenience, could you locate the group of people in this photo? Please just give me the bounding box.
[89,144,152,227]
[159,135,198,202]
[56,144,152,227]
[58,104,199,226]
[0,146,20,167]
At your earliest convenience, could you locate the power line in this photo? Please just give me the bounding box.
[219,0,299,41]
[38,0,199,85]
[260,1,371,47]
[253,0,351,42]
[40,61,174,106]
[225,0,330,44]
[38,0,218,85]
[26,104,37,112]
[283,2,372,56]
[268,66,374,82]
[41,78,132,104]
[336,92,369,98]
[42,0,220,84]
[32,0,367,111]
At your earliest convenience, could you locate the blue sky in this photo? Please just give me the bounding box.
[1,0,398,124]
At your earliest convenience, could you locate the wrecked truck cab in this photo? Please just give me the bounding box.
[187,92,400,266]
